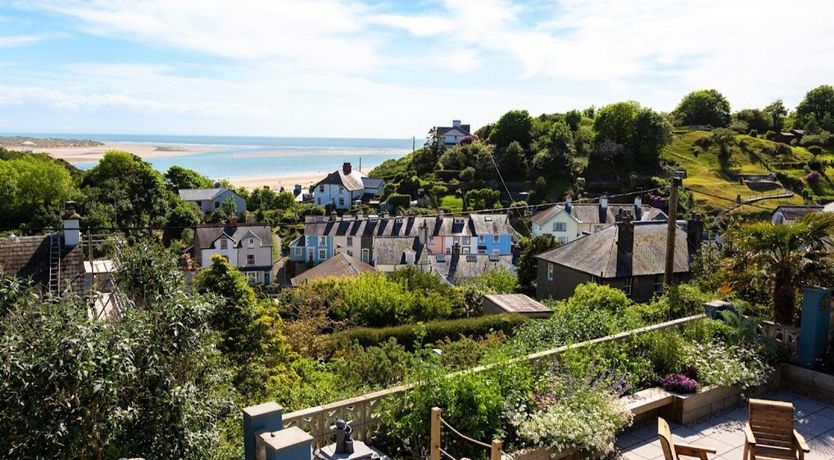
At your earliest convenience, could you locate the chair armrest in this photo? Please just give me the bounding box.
[744,424,756,445]
[793,430,810,452]
[675,443,718,457]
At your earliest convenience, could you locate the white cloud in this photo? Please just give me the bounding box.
[0,34,48,47]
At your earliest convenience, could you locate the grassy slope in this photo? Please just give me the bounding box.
[662,131,808,216]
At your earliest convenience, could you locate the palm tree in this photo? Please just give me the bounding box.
[729,212,834,324]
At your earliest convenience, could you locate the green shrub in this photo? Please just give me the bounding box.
[460,166,476,181]
[683,341,772,389]
[567,282,632,313]
[387,193,411,209]
[327,314,529,351]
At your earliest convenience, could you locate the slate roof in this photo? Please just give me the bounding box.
[178,188,227,201]
[536,221,691,278]
[774,205,823,222]
[435,125,471,136]
[361,177,385,191]
[290,252,375,286]
[427,253,515,284]
[195,224,274,249]
[301,214,513,239]
[316,170,366,191]
[0,234,86,294]
[372,237,424,265]
[483,293,552,314]
[469,214,515,235]
[532,202,665,226]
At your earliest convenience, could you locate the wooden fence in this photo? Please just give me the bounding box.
[281,314,706,447]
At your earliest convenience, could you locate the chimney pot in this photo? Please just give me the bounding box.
[230,215,239,226]
[342,162,352,175]
[452,119,461,127]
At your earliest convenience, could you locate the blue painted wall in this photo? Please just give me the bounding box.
[482,234,512,254]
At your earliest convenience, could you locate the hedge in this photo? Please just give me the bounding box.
[326,313,530,352]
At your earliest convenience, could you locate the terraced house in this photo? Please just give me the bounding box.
[288,213,517,283]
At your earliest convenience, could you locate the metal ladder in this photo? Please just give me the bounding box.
[47,234,61,295]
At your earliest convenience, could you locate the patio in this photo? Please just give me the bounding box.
[617,391,834,460]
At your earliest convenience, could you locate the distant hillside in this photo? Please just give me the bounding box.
[0,136,103,148]
[661,131,834,216]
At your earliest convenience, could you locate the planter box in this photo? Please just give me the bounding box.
[782,364,834,401]
[671,385,742,424]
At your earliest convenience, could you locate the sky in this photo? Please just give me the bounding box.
[1,0,833,138]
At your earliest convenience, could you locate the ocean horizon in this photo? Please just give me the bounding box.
[5,132,415,181]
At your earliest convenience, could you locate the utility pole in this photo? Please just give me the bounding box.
[412,136,416,152]
[664,177,681,287]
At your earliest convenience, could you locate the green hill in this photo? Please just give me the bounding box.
[660,131,833,216]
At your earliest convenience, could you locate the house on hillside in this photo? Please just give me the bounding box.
[290,252,375,287]
[774,129,806,145]
[482,294,552,319]
[312,162,385,210]
[0,204,86,296]
[771,205,823,225]
[178,187,247,217]
[428,120,472,147]
[531,195,666,244]
[535,217,703,302]
[193,220,278,285]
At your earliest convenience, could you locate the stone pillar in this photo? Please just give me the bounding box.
[259,427,314,460]
[244,402,283,460]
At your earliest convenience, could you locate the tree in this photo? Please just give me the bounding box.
[796,85,834,128]
[565,110,582,131]
[488,110,533,149]
[496,141,527,178]
[673,89,731,127]
[517,235,558,290]
[82,151,171,227]
[594,101,640,145]
[0,155,76,229]
[573,125,595,157]
[728,213,834,324]
[438,141,493,171]
[164,165,213,190]
[733,109,772,133]
[710,128,737,157]
[764,99,788,132]
[632,108,672,170]
[164,199,201,244]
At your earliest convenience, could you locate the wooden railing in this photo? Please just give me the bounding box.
[281,314,707,447]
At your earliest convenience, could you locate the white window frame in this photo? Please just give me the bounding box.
[462,236,471,245]
[247,254,255,265]
[319,237,326,247]
[553,222,566,232]
[347,236,353,247]
[247,238,255,248]
[338,197,345,206]
[319,185,325,192]
[546,262,554,281]
[462,247,471,254]
[558,236,568,245]
[654,275,664,294]
[294,247,302,257]
[478,235,485,243]
[361,248,370,263]
[623,277,633,297]
[220,239,228,250]
[318,248,327,259]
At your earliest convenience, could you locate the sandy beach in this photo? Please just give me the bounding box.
[228,173,325,191]
[26,142,221,163]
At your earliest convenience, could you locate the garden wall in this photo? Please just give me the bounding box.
[782,364,834,401]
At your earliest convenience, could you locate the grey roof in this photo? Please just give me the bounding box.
[316,170,366,191]
[361,177,385,190]
[178,187,227,201]
[536,221,691,278]
[290,252,375,286]
[195,224,274,249]
[774,205,823,221]
[434,125,471,136]
[0,234,85,294]
[483,294,552,314]
[427,253,515,284]
[469,214,515,235]
[532,202,665,226]
[372,237,423,265]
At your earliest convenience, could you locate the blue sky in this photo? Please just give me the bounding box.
[1,0,833,138]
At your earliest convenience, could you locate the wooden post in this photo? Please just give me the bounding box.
[491,439,503,460]
[431,407,441,460]
[664,177,680,286]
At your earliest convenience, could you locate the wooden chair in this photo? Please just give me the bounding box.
[658,417,717,460]
[744,399,810,460]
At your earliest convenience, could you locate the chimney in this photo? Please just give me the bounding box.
[342,162,352,175]
[418,221,428,246]
[230,215,239,226]
[565,196,572,214]
[63,201,81,249]
[330,210,338,222]
[634,195,643,220]
[616,215,634,274]
[452,241,461,255]
[294,184,302,196]
[599,194,609,223]
[687,214,704,248]
[452,119,461,127]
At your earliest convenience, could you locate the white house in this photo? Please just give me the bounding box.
[193,221,278,285]
[312,162,385,210]
[771,205,824,225]
[178,187,247,217]
[428,120,472,146]
[532,196,667,244]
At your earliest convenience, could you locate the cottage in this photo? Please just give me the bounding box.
[312,162,385,210]
[0,205,85,296]
[178,187,247,217]
[290,252,375,287]
[535,218,702,302]
[193,220,278,285]
[482,294,552,319]
[531,195,666,244]
[428,120,472,147]
[771,205,823,225]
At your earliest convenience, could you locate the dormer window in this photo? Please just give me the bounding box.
[248,238,255,248]
[220,239,228,250]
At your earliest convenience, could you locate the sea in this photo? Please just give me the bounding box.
[19,133,414,179]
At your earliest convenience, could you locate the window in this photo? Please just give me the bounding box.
[445,247,451,254]
[623,277,633,297]
[319,237,327,247]
[492,249,499,255]
[247,254,255,265]
[558,236,568,245]
[478,235,485,244]
[247,238,255,248]
[405,252,415,264]
[317,198,322,205]
[196,200,202,207]
[492,235,500,243]
[338,197,344,206]
[361,248,370,263]
[478,249,486,255]
[593,224,605,233]
[546,262,554,281]
[347,237,353,247]
[318,248,326,259]
[214,201,220,209]
[294,247,302,257]
[462,236,471,245]
[264,273,270,285]
[654,275,664,294]
[220,239,228,250]
[462,247,471,254]
[319,185,325,192]
[553,222,566,232]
